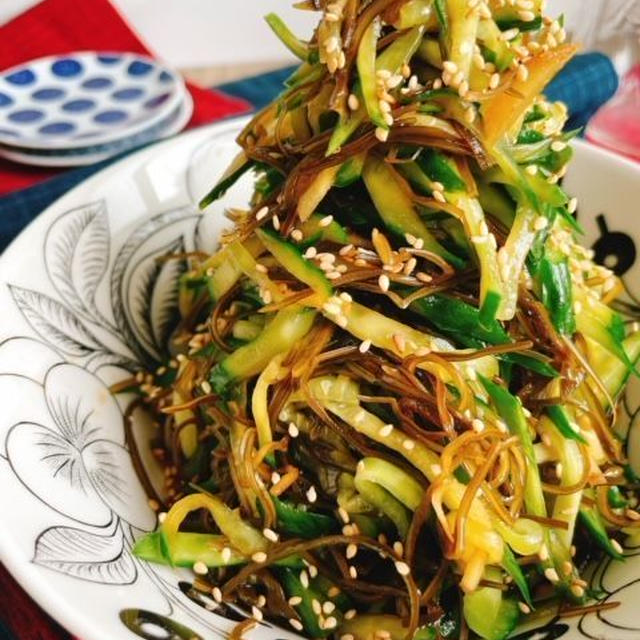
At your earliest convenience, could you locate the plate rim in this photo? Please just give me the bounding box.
[0,89,194,167]
[0,120,638,640]
[0,50,186,150]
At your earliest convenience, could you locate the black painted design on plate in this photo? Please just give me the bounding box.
[592,214,637,276]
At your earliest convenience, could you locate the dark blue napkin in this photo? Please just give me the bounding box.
[0,55,619,253]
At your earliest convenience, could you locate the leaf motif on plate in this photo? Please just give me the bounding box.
[82,439,156,531]
[9,285,101,357]
[150,242,186,349]
[44,201,110,321]
[110,208,196,363]
[34,522,136,584]
[123,238,184,363]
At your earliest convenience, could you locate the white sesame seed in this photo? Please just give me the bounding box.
[325,616,338,629]
[346,543,358,559]
[393,333,406,353]
[304,246,317,259]
[251,605,263,621]
[611,539,624,555]
[324,36,339,53]
[501,28,520,41]
[256,206,269,220]
[291,229,303,242]
[336,314,348,328]
[222,547,232,563]
[359,339,372,354]
[323,601,336,614]
[519,602,531,614]
[375,126,389,142]
[379,423,394,437]
[348,93,360,111]
[300,569,310,588]
[393,541,404,557]
[379,99,391,114]
[193,561,208,575]
[345,609,357,620]
[571,584,585,598]
[289,618,304,631]
[378,274,390,292]
[212,586,222,602]
[319,214,334,227]
[464,106,476,123]
[395,561,411,576]
[517,64,530,82]
[551,140,567,152]
[252,551,268,563]
[288,423,299,438]
[525,164,538,175]
[519,9,536,21]
[534,216,549,231]
[307,486,317,503]
[158,511,167,523]
[263,528,279,542]
[339,507,350,523]
[349,565,358,579]
[271,471,281,485]
[433,190,446,203]
[311,598,322,615]
[472,418,485,432]
[272,214,281,231]
[443,60,458,74]
[403,439,415,451]
[544,568,559,583]
[539,544,549,561]
[340,291,353,302]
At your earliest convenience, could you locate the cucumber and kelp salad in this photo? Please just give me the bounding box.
[126,1,640,638]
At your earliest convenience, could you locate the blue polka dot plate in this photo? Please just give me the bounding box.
[0,51,187,151]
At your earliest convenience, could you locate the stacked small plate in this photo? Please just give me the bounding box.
[0,51,193,166]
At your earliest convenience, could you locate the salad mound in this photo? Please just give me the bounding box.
[127,2,640,639]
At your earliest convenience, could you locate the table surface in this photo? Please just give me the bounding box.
[180,61,288,86]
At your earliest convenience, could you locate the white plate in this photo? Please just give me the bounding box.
[0,52,186,150]
[0,118,639,640]
[0,90,193,167]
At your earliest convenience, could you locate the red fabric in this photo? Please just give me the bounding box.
[0,563,72,640]
[0,0,250,194]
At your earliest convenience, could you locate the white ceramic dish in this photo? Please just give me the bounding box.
[0,91,193,167]
[0,52,186,150]
[0,118,638,640]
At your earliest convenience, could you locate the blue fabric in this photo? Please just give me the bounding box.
[544,52,619,133]
[0,54,619,253]
[218,65,296,110]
